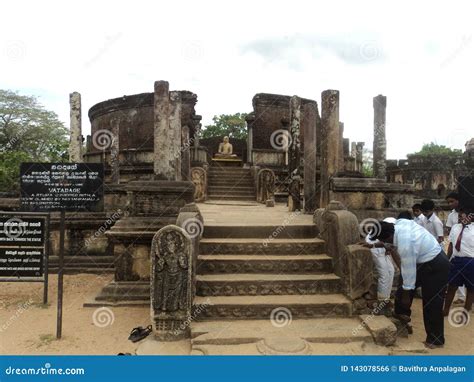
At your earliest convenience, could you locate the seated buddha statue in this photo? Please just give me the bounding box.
[215,136,237,158]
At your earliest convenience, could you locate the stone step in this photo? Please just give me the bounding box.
[207,185,255,191]
[193,294,351,320]
[197,254,333,274]
[196,273,341,296]
[49,267,114,274]
[206,195,256,201]
[203,225,318,239]
[93,282,149,302]
[48,256,115,274]
[191,317,371,345]
[200,238,326,255]
[207,189,255,196]
[208,180,254,186]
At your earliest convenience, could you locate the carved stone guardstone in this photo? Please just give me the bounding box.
[151,225,193,340]
[257,168,276,204]
[191,167,207,202]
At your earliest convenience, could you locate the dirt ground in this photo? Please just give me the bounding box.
[0,274,472,355]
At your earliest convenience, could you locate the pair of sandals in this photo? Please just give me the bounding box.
[128,325,152,343]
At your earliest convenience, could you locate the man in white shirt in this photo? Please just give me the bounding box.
[443,207,474,317]
[420,199,444,243]
[371,219,449,349]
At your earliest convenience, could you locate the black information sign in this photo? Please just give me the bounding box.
[0,213,48,279]
[20,163,104,212]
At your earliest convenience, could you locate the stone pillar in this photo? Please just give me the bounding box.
[351,142,357,171]
[289,96,301,176]
[69,92,83,162]
[303,102,318,213]
[373,94,387,179]
[154,81,182,181]
[181,125,190,181]
[320,90,340,208]
[338,122,344,172]
[356,142,365,172]
[246,121,253,164]
[109,117,120,184]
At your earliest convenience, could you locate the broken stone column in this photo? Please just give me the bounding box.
[303,102,318,213]
[356,142,365,173]
[289,95,301,176]
[351,142,357,171]
[373,95,387,179]
[246,120,253,164]
[338,122,344,172]
[154,81,182,180]
[69,92,83,162]
[109,117,120,184]
[181,125,190,181]
[320,90,340,208]
[151,225,193,340]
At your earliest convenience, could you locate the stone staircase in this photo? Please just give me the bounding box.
[193,225,352,321]
[207,166,255,201]
[49,255,115,274]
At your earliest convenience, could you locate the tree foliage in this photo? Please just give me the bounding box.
[201,113,248,140]
[410,142,462,157]
[0,89,68,192]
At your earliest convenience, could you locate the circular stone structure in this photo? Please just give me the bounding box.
[86,91,200,161]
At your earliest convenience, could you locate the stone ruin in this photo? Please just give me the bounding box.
[3,78,472,346]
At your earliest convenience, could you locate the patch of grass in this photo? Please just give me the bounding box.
[37,334,55,348]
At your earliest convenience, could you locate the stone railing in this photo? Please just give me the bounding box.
[313,201,373,315]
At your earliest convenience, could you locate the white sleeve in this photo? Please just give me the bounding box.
[435,220,444,237]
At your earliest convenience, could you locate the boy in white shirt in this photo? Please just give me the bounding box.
[445,192,460,234]
[420,199,444,243]
[412,203,425,226]
[443,207,474,317]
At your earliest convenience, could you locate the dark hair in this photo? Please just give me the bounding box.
[420,199,435,211]
[372,221,395,241]
[397,211,413,220]
[412,203,422,209]
[446,192,459,201]
[459,205,474,215]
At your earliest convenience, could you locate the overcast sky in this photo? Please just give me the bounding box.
[1,0,473,159]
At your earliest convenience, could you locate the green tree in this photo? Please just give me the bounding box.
[410,142,462,157]
[201,113,248,140]
[0,89,68,192]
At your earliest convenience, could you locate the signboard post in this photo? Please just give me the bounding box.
[19,162,104,339]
